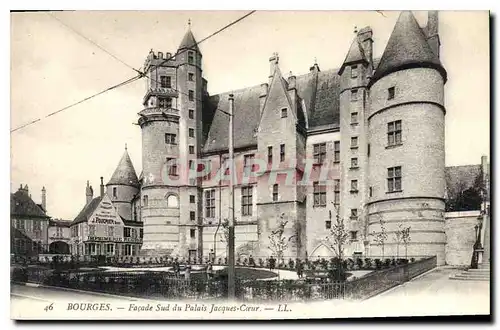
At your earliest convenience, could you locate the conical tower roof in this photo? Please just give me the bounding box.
[338,38,367,74]
[178,28,200,52]
[370,11,446,86]
[106,148,140,188]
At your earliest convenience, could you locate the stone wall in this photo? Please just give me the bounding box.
[445,210,480,266]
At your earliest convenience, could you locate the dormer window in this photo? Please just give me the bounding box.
[281,108,288,118]
[388,86,395,100]
[351,65,358,78]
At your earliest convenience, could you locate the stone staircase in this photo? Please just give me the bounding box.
[450,262,490,281]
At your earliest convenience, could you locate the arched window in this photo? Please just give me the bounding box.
[166,194,179,208]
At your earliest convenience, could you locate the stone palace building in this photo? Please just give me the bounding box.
[11,11,490,266]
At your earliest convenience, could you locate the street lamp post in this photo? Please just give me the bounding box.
[227,93,236,299]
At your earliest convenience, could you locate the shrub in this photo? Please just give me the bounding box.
[356,258,363,270]
[288,259,295,270]
[391,258,397,267]
[410,257,416,263]
[243,258,248,266]
[346,258,355,271]
[374,258,382,270]
[383,258,392,268]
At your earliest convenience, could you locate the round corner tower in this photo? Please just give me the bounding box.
[366,11,448,264]
[138,27,204,258]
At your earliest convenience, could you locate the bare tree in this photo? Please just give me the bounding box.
[401,226,411,259]
[394,224,403,258]
[372,218,388,258]
[268,213,293,265]
[324,204,350,261]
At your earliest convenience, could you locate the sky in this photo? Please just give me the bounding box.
[10,10,490,220]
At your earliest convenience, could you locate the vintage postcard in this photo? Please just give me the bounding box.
[10,9,490,320]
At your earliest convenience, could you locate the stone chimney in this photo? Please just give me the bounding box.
[86,180,94,205]
[426,11,441,58]
[41,186,46,211]
[269,52,279,83]
[357,26,374,75]
[100,177,104,197]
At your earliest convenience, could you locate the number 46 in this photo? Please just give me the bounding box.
[44,303,53,312]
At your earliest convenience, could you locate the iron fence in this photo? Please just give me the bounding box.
[11,256,437,302]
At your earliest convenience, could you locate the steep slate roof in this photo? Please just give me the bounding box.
[49,219,72,227]
[202,84,262,153]
[202,68,342,153]
[123,219,143,227]
[178,29,200,52]
[370,11,446,86]
[338,38,368,75]
[11,190,48,218]
[107,149,140,187]
[71,196,102,226]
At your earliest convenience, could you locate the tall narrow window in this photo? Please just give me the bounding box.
[388,86,395,100]
[89,224,96,236]
[350,180,358,193]
[190,195,195,203]
[268,146,273,164]
[351,157,358,168]
[350,208,358,219]
[388,166,402,192]
[388,120,402,146]
[281,108,288,118]
[143,195,148,207]
[189,128,195,138]
[313,143,327,164]
[351,65,358,78]
[189,109,194,119]
[280,144,285,162]
[190,228,196,238]
[241,186,253,216]
[351,89,358,102]
[350,231,358,241]
[189,145,195,154]
[188,52,194,65]
[166,158,178,176]
[244,154,256,172]
[313,181,327,207]
[334,179,340,204]
[351,136,358,148]
[351,112,358,124]
[190,211,196,221]
[113,187,117,198]
[188,72,194,81]
[272,184,279,202]
[334,141,340,163]
[189,90,194,101]
[205,189,215,218]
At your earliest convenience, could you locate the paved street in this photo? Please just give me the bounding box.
[363,267,490,316]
